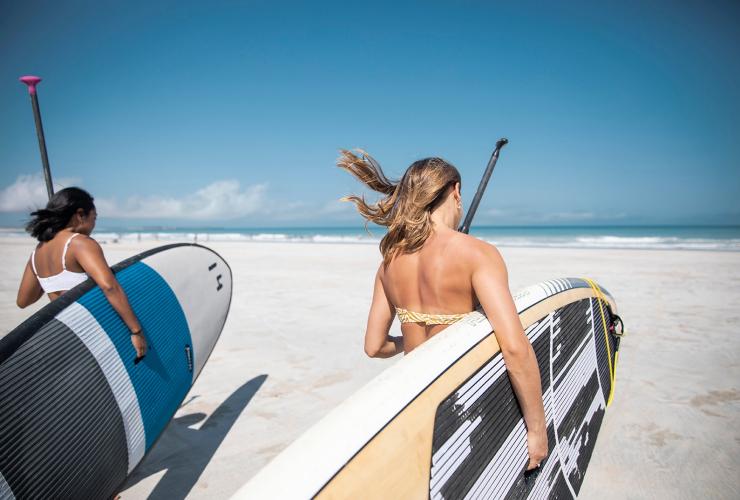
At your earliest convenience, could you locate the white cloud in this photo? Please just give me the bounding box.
[0,174,267,220]
[98,180,268,219]
[0,174,79,212]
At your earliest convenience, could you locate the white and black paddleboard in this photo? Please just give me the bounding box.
[234,278,621,499]
[0,243,232,499]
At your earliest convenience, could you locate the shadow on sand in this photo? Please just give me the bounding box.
[123,374,268,499]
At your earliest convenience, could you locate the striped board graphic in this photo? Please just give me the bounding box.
[0,244,232,500]
[233,278,620,500]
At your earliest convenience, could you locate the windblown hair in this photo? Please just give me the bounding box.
[26,187,95,242]
[337,149,461,265]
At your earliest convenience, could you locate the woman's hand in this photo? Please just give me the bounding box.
[130,331,147,359]
[526,425,548,470]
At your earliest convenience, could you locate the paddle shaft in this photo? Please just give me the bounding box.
[459,138,508,234]
[20,76,54,199]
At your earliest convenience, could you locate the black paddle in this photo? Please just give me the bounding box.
[458,138,508,234]
[19,75,54,200]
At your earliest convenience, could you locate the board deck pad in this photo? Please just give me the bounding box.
[430,298,616,499]
[233,278,620,500]
[0,244,232,500]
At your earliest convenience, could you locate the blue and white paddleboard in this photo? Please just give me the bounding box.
[0,243,232,500]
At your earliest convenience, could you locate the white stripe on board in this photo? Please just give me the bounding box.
[526,317,551,340]
[551,314,563,364]
[553,325,592,388]
[458,359,507,413]
[463,420,527,499]
[553,338,599,422]
[430,416,483,493]
[56,303,146,473]
[453,356,506,410]
[0,472,15,500]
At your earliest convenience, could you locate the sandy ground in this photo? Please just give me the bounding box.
[1,239,739,499]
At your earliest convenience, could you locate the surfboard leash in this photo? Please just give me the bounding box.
[585,278,622,407]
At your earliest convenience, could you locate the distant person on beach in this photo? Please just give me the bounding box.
[338,150,547,470]
[16,187,147,359]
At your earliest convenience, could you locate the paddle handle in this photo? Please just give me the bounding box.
[20,75,54,200]
[459,138,508,234]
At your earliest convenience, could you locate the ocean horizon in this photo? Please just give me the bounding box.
[2,225,738,251]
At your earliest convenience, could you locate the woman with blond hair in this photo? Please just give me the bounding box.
[337,150,547,470]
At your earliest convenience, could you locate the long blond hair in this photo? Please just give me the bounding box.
[337,149,461,265]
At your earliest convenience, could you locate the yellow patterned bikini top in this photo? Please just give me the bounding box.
[396,307,469,325]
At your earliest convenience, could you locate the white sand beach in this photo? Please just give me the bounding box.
[1,239,739,499]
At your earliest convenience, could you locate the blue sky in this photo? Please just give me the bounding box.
[1,0,738,228]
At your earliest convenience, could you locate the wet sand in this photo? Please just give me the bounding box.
[1,239,738,499]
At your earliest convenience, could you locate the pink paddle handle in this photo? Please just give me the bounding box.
[20,75,42,95]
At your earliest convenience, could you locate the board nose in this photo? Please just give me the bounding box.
[139,245,232,380]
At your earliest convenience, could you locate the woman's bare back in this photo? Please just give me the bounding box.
[381,227,483,350]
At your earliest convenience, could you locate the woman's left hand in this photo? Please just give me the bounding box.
[130,331,147,359]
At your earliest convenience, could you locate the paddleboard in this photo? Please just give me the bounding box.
[0,243,232,499]
[233,278,621,499]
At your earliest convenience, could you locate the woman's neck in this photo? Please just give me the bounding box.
[430,209,457,231]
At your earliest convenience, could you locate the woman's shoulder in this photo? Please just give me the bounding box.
[450,231,501,258]
[67,233,101,252]
[446,232,506,275]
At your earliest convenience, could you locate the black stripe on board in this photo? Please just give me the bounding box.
[549,470,574,500]
[532,319,551,395]
[551,300,592,382]
[555,372,603,495]
[0,319,128,499]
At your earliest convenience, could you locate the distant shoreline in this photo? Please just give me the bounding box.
[2,225,738,251]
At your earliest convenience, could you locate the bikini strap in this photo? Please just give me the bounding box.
[62,233,80,271]
[30,249,39,276]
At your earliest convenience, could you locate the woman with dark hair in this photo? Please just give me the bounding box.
[338,150,547,471]
[16,187,147,358]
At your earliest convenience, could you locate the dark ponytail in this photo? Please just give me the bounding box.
[26,187,95,242]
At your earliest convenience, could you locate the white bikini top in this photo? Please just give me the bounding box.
[31,233,89,293]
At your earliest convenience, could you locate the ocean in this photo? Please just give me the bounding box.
[3,225,738,251]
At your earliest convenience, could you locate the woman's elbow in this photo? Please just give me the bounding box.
[501,341,533,365]
[364,341,381,358]
[364,346,379,358]
[98,280,120,294]
[16,289,39,309]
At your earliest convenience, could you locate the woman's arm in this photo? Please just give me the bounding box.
[17,259,45,308]
[364,266,403,358]
[471,243,547,470]
[74,237,147,358]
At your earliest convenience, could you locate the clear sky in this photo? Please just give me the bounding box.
[1,0,738,228]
